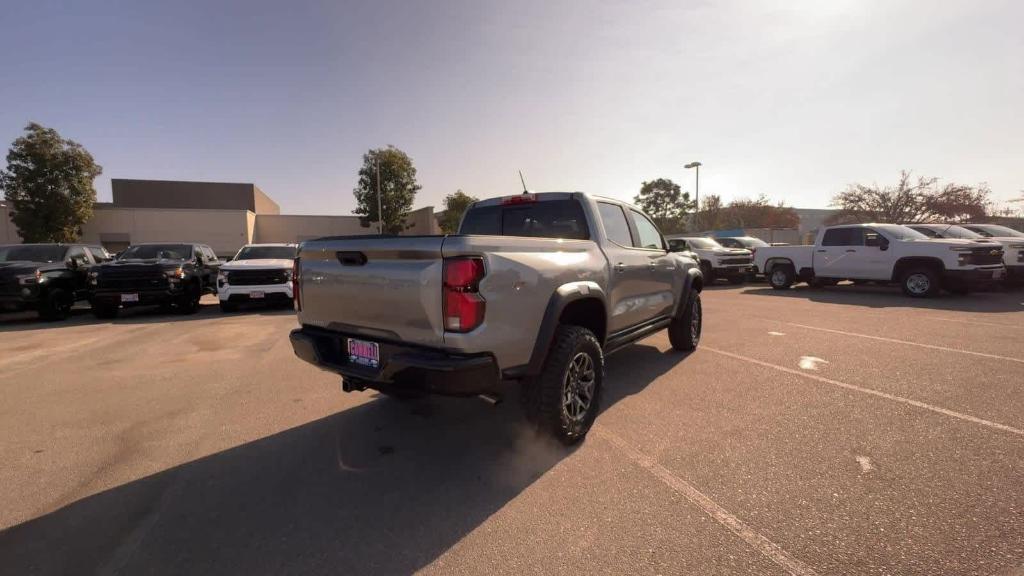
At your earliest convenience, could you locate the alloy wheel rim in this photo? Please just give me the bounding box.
[563,352,596,424]
[907,273,930,294]
[771,269,787,286]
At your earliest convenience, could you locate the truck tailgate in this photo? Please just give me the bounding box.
[297,236,445,346]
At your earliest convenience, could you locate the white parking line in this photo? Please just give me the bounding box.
[702,346,1024,437]
[785,323,1024,365]
[596,428,819,576]
[924,316,1024,329]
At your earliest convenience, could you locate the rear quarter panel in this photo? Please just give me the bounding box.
[441,235,608,370]
[755,245,814,271]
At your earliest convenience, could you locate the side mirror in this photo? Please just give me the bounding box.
[879,240,889,251]
[66,258,77,269]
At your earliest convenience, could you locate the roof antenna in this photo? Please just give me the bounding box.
[518,170,529,194]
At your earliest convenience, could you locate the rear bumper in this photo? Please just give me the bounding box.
[290,326,500,396]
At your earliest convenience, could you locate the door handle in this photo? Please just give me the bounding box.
[614,263,626,273]
[845,249,857,253]
[648,262,657,270]
[816,250,827,253]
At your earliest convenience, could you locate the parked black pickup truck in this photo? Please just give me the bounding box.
[89,243,222,318]
[0,243,111,320]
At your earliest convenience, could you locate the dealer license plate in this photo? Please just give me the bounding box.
[348,338,380,368]
[250,291,265,299]
[121,293,139,303]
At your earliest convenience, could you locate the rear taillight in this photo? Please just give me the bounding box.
[501,193,537,205]
[443,257,485,333]
[293,257,301,311]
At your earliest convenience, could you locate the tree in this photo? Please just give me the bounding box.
[353,145,421,235]
[0,122,102,242]
[439,190,478,234]
[696,194,725,230]
[828,170,990,225]
[723,195,799,229]
[634,178,694,234]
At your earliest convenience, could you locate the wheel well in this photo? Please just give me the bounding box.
[765,258,795,274]
[559,298,606,345]
[691,276,704,293]
[892,257,944,282]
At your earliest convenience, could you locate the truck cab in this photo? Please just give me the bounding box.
[0,243,108,320]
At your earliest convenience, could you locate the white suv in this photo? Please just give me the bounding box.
[217,243,297,312]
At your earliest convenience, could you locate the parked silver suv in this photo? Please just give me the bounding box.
[290,192,704,443]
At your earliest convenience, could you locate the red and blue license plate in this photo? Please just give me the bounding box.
[347,338,380,368]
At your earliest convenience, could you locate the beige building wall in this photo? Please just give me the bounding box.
[112,179,280,214]
[81,207,252,257]
[254,214,369,243]
[0,205,20,244]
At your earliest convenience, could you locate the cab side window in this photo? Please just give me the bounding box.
[822,228,863,246]
[629,210,665,250]
[597,202,634,247]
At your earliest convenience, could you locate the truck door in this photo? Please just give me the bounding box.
[847,228,896,279]
[627,209,676,320]
[817,227,863,279]
[597,202,650,333]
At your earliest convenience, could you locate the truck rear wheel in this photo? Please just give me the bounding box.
[900,267,940,298]
[769,265,794,290]
[522,325,603,445]
[668,292,702,351]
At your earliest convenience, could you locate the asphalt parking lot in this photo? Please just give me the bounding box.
[1,284,1023,575]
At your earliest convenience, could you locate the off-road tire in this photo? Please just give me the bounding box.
[769,265,795,290]
[700,261,715,283]
[900,266,940,298]
[38,288,73,321]
[668,292,702,351]
[175,282,202,314]
[522,325,603,445]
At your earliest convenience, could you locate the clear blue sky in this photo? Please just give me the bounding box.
[2,0,1021,215]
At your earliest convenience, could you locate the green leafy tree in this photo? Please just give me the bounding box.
[634,178,694,234]
[439,189,478,234]
[353,145,421,235]
[0,122,102,242]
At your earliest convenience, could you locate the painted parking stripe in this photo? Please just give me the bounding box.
[702,346,1024,437]
[785,323,1024,365]
[596,427,820,576]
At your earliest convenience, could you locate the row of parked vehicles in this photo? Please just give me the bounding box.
[0,242,297,320]
[659,221,1022,297]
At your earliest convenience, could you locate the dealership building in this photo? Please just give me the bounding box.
[0,179,439,256]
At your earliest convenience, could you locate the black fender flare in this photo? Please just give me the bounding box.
[519,282,607,378]
[671,266,703,318]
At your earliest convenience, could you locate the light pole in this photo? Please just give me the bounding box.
[685,161,701,230]
[376,157,383,235]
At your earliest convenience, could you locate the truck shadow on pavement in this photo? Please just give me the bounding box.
[0,343,688,575]
[0,300,294,333]
[742,284,1024,313]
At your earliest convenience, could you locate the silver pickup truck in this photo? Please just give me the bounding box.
[290,192,704,443]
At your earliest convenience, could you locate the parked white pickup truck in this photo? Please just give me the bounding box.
[753,223,1005,297]
[217,243,297,311]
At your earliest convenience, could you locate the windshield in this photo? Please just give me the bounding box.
[118,244,193,260]
[872,224,929,240]
[734,237,769,248]
[966,224,1024,238]
[682,237,722,249]
[0,245,68,263]
[235,245,296,260]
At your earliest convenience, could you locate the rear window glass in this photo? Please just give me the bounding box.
[597,202,633,246]
[460,200,589,240]
[822,228,863,246]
